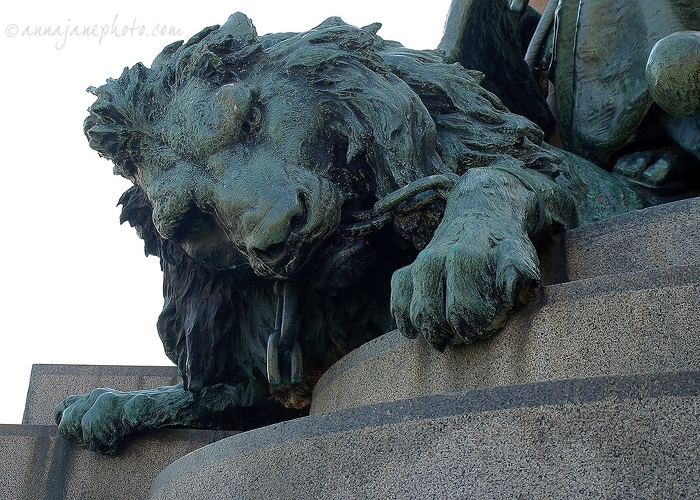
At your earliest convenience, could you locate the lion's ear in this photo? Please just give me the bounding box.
[361,23,382,35]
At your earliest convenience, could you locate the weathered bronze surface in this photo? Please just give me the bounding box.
[55,0,699,454]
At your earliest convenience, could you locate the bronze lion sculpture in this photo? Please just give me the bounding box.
[55,12,645,454]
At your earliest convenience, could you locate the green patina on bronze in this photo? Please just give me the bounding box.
[56,0,699,455]
[527,0,700,166]
[646,31,700,119]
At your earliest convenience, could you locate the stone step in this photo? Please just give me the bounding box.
[23,364,179,426]
[0,424,237,500]
[19,198,700,499]
[311,263,700,414]
[539,196,699,285]
[150,370,700,499]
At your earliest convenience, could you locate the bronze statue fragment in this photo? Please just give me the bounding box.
[56,0,698,454]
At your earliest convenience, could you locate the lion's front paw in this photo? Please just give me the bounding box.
[54,388,140,454]
[390,226,540,351]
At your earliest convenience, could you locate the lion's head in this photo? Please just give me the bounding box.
[84,13,559,407]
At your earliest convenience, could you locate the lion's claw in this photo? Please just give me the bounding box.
[391,267,420,340]
[495,237,541,307]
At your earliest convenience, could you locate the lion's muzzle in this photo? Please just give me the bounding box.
[239,176,342,279]
[147,158,343,281]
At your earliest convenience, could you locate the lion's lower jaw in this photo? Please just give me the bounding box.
[245,237,378,296]
[305,236,377,292]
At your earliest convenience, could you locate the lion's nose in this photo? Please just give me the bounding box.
[242,192,310,273]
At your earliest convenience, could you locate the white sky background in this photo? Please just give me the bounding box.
[0,0,452,424]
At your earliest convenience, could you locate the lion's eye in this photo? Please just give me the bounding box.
[241,106,262,140]
[169,208,214,243]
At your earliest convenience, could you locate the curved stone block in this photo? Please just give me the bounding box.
[312,264,700,414]
[151,372,700,499]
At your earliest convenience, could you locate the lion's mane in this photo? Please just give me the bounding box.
[85,14,560,188]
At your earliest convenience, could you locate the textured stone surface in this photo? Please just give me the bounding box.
[312,264,700,414]
[539,197,699,285]
[19,197,700,498]
[0,424,236,500]
[23,364,178,425]
[151,371,700,500]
